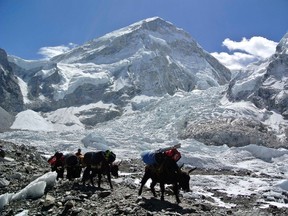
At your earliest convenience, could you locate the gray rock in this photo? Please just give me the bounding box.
[182,118,282,148]
[0,48,23,113]
[0,106,14,131]
[0,178,10,187]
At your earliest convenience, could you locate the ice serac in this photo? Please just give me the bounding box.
[0,48,23,113]
[226,33,288,119]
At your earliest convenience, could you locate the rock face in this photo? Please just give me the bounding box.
[0,106,14,131]
[0,49,23,113]
[226,33,288,119]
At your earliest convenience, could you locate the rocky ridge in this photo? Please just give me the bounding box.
[1,140,288,215]
[0,49,23,114]
[226,33,288,119]
[0,107,14,131]
[182,33,288,148]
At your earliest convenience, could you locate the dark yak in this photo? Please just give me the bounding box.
[48,152,65,180]
[138,158,195,203]
[82,151,119,189]
[0,147,5,158]
[64,153,82,180]
[48,152,82,180]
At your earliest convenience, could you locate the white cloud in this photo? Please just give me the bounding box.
[223,37,277,59]
[211,51,258,71]
[38,43,77,60]
[212,36,278,71]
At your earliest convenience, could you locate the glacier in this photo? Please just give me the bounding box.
[1,84,288,209]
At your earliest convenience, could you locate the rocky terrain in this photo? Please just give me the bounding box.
[181,117,286,148]
[1,140,288,215]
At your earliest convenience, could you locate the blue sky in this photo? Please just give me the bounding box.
[0,0,287,70]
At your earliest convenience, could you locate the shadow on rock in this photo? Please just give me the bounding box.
[139,197,196,214]
[74,182,110,192]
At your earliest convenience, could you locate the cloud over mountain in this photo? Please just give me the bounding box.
[38,43,77,60]
[212,36,278,70]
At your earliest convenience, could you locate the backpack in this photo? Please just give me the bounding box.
[48,156,57,166]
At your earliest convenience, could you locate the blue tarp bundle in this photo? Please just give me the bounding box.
[140,150,156,165]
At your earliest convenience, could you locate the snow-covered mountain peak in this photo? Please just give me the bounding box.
[103,16,173,36]
[5,17,231,128]
[95,16,189,42]
[226,33,288,123]
[276,32,288,54]
[35,17,230,101]
[131,16,189,37]
[8,55,48,71]
[51,17,195,64]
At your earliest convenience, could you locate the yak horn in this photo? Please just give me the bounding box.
[188,167,197,174]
